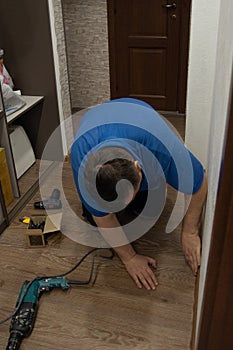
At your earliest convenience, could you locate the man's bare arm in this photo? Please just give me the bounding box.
[182,171,208,275]
[93,213,158,290]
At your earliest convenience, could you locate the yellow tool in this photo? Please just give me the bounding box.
[19,217,30,225]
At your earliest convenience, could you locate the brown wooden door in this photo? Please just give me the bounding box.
[108,0,191,112]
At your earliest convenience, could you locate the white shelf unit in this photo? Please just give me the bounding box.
[6,96,44,124]
[0,88,45,220]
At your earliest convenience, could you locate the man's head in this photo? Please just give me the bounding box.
[96,158,142,203]
[84,147,142,207]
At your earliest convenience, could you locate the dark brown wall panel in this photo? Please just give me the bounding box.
[0,0,63,160]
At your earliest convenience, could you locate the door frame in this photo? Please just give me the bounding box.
[196,68,233,349]
[107,0,192,114]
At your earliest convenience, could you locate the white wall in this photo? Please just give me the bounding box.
[185,0,221,167]
[185,0,233,346]
[48,0,73,155]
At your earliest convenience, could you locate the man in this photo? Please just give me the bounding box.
[71,98,207,290]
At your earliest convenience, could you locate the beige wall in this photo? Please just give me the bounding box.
[62,0,110,109]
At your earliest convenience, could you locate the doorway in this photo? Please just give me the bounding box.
[107,0,191,113]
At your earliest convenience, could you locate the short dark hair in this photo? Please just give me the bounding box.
[96,158,140,201]
[83,147,140,202]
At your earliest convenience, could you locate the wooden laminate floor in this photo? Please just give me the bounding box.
[0,148,195,350]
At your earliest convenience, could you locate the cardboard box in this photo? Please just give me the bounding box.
[25,213,62,248]
[0,148,14,206]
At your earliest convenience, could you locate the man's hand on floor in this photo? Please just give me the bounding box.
[182,232,201,276]
[123,254,158,290]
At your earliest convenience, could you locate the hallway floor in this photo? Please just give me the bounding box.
[0,146,196,349]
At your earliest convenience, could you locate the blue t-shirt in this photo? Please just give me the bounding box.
[71,98,204,217]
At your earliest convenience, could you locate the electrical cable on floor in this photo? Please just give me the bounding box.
[0,247,115,325]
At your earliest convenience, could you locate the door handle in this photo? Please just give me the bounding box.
[162,3,177,9]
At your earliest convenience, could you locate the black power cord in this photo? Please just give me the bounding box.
[0,247,114,325]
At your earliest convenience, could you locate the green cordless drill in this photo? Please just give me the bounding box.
[6,277,72,350]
